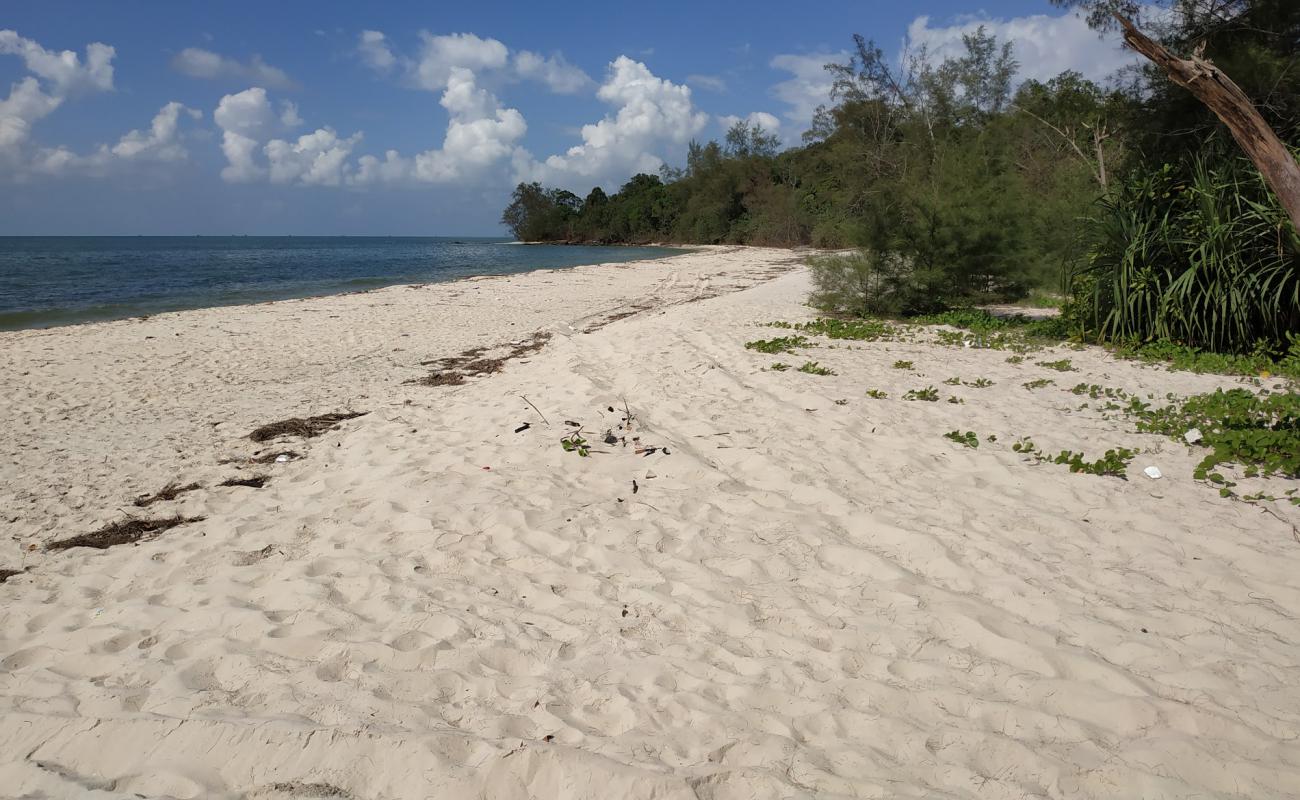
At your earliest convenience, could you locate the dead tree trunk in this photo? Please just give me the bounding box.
[1115,13,1300,231]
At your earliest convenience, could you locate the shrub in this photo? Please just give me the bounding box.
[807,250,925,316]
[1071,155,1300,354]
[863,137,1032,309]
[810,219,853,248]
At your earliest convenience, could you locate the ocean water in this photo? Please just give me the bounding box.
[0,237,685,331]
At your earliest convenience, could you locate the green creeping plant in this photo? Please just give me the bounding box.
[1035,359,1076,372]
[944,430,979,448]
[1012,437,1136,479]
[798,361,835,376]
[1130,388,1300,482]
[1052,448,1136,479]
[1070,383,1131,400]
[893,360,915,370]
[745,335,811,354]
[771,318,897,341]
[560,433,590,457]
[903,386,939,402]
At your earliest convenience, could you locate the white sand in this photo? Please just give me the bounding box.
[2,247,1299,799]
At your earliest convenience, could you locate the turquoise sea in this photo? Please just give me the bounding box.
[0,237,683,331]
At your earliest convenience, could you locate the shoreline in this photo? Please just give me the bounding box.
[0,244,799,555]
[0,240,696,334]
[2,245,1299,798]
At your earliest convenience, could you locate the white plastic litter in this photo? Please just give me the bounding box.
[1183,427,1202,444]
[1143,466,1163,480]
[275,454,292,463]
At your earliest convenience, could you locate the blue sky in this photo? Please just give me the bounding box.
[0,1,1135,235]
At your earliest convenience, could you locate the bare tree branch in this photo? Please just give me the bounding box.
[1114,12,1300,230]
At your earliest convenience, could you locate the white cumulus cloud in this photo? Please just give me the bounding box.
[214,87,276,181]
[513,51,591,93]
[0,30,181,179]
[522,56,708,188]
[279,100,302,127]
[210,33,711,192]
[357,30,396,72]
[108,101,203,162]
[171,47,296,89]
[0,30,116,159]
[353,65,527,185]
[718,111,781,133]
[214,87,361,185]
[29,101,202,177]
[219,129,263,182]
[0,29,114,94]
[348,30,540,186]
[0,33,196,176]
[0,78,64,154]
[410,32,508,92]
[265,127,362,186]
[214,86,277,138]
[687,74,728,93]
[769,51,844,130]
[904,11,1139,85]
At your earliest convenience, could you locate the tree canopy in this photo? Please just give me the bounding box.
[502,3,1298,349]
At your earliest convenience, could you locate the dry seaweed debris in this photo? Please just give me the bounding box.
[582,305,650,333]
[410,371,467,387]
[0,568,24,584]
[220,474,269,488]
[47,515,205,551]
[249,412,366,442]
[260,782,354,799]
[420,345,490,369]
[510,331,552,358]
[409,332,552,387]
[133,481,202,507]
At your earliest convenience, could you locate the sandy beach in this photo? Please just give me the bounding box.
[2,246,1299,799]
